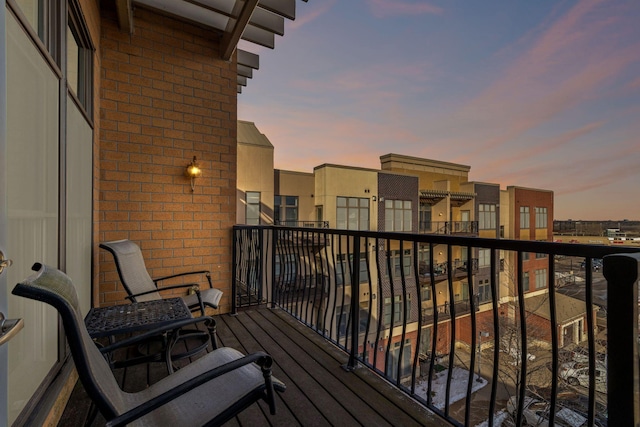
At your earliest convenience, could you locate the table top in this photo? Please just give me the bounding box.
[85,297,192,338]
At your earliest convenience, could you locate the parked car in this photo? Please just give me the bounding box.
[506,396,588,427]
[568,346,607,366]
[559,361,607,393]
[557,391,608,427]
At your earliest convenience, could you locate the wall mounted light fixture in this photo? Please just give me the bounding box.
[372,196,377,202]
[185,156,202,192]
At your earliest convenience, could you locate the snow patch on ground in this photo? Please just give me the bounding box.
[414,367,488,409]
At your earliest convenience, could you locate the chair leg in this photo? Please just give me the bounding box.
[84,402,99,427]
[206,318,218,349]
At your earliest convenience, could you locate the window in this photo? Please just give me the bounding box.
[274,195,298,225]
[520,206,530,228]
[478,249,491,268]
[316,205,323,222]
[478,204,496,230]
[67,2,94,116]
[419,327,432,356]
[384,295,411,326]
[419,202,432,232]
[275,254,297,284]
[478,279,491,303]
[386,249,412,278]
[522,252,530,261]
[417,245,430,275]
[336,305,349,338]
[421,286,431,302]
[336,254,368,285]
[523,271,530,289]
[535,207,548,228]
[385,199,412,231]
[535,252,547,259]
[336,196,369,230]
[535,269,547,289]
[246,191,261,225]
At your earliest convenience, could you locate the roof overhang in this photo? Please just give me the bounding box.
[115,0,306,93]
[420,190,476,206]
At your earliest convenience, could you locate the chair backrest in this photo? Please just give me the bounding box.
[12,263,128,419]
[100,239,161,302]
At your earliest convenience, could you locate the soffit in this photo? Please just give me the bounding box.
[115,0,306,93]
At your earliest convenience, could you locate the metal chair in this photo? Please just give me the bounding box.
[12,263,285,427]
[99,239,223,316]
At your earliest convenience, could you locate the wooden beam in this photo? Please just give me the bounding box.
[116,0,134,34]
[221,0,260,61]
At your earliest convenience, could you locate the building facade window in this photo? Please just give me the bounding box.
[478,279,491,303]
[535,269,547,289]
[246,191,261,225]
[478,204,496,230]
[336,254,369,286]
[336,196,369,230]
[535,207,548,228]
[520,206,530,229]
[68,0,94,116]
[523,271,530,289]
[419,202,432,232]
[478,248,491,268]
[385,199,412,231]
[421,285,431,303]
[384,295,411,326]
[385,249,412,278]
[274,195,298,225]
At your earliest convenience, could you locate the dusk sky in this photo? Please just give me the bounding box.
[238,0,640,221]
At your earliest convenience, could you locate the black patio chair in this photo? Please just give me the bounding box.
[99,239,223,316]
[13,263,285,427]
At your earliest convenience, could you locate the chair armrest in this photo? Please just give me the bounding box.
[153,270,212,288]
[105,352,274,427]
[126,283,200,300]
[98,317,215,355]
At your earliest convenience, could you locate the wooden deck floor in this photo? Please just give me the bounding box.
[60,306,450,426]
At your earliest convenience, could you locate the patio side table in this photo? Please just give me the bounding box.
[85,297,210,374]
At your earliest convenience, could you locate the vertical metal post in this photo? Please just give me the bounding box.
[603,253,640,427]
[231,227,238,315]
[271,226,278,309]
[345,235,360,371]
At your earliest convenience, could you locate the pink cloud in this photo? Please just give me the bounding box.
[366,0,443,18]
[476,121,605,174]
[290,0,337,29]
[446,0,639,163]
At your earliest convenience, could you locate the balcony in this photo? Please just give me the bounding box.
[62,226,640,426]
[233,225,640,426]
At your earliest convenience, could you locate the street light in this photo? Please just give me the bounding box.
[477,331,490,382]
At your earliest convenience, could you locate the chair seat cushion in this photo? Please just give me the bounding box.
[183,288,223,309]
[126,347,285,426]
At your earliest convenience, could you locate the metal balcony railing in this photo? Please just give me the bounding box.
[275,220,329,228]
[232,225,640,427]
[419,221,479,235]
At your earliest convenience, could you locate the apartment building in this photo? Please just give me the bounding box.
[236,124,578,376]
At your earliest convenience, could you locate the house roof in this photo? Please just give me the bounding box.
[116,0,307,93]
[238,120,273,148]
[525,292,594,324]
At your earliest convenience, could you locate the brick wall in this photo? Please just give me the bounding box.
[97,4,237,312]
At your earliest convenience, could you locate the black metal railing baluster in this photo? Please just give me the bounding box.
[604,253,640,427]
[345,235,360,371]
